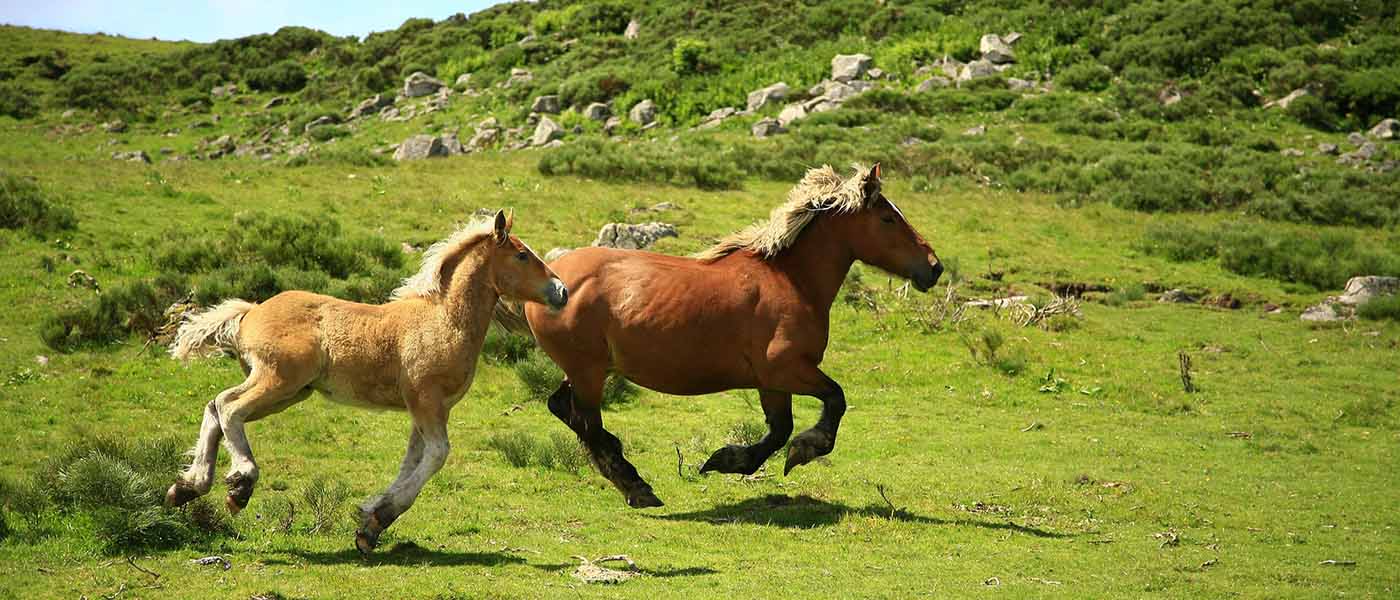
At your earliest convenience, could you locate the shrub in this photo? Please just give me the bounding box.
[246,61,308,93]
[1057,62,1112,92]
[300,476,352,535]
[307,125,350,142]
[514,350,562,401]
[484,431,535,468]
[1138,222,1400,290]
[672,38,712,75]
[482,328,534,364]
[1284,94,1337,130]
[1358,295,1400,322]
[1,174,77,237]
[0,82,39,119]
[486,431,589,474]
[1104,283,1147,306]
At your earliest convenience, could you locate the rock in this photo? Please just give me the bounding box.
[349,94,393,119]
[1281,148,1304,157]
[540,139,564,149]
[393,134,447,161]
[747,82,789,112]
[962,125,986,136]
[583,102,610,121]
[1159,86,1184,106]
[440,133,464,155]
[624,19,640,40]
[67,270,99,290]
[1300,304,1342,322]
[532,116,565,146]
[545,248,572,262]
[504,68,533,88]
[979,34,1016,64]
[1369,118,1399,140]
[402,72,445,98]
[111,150,151,163]
[698,107,737,129]
[531,95,561,114]
[957,59,999,82]
[467,127,499,151]
[1317,142,1339,155]
[1347,132,1367,146]
[628,99,657,126]
[526,113,541,127]
[1006,78,1035,92]
[831,54,873,82]
[478,116,499,130]
[1337,276,1400,306]
[211,84,238,98]
[604,116,624,134]
[61,109,76,119]
[936,57,964,79]
[1263,88,1309,110]
[777,103,807,127]
[454,73,473,89]
[206,135,236,158]
[820,80,858,102]
[752,117,786,138]
[867,67,886,80]
[1159,289,1197,304]
[592,222,678,250]
[303,115,337,133]
[263,96,287,109]
[804,97,837,114]
[916,76,952,93]
[1003,31,1023,45]
[102,119,127,133]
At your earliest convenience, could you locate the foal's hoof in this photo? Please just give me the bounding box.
[165,483,201,508]
[626,489,665,509]
[355,528,380,557]
[225,494,247,516]
[700,445,757,475]
[783,430,835,475]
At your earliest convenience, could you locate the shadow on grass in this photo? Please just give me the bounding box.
[652,494,1072,538]
[263,542,527,567]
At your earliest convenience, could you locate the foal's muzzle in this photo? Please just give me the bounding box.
[544,278,569,310]
[911,261,943,293]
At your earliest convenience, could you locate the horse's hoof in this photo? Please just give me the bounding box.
[626,490,665,509]
[225,494,245,516]
[165,483,201,508]
[700,445,755,475]
[783,430,834,475]
[355,529,378,557]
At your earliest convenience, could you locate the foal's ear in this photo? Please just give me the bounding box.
[493,209,510,246]
[862,163,882,201]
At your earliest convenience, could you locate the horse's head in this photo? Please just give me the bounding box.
[838,164,942,292]
[486,210,568,310]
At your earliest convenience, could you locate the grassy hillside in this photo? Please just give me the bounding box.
[1,2,1398,598]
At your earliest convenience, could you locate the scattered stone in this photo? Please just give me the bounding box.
[61,109,77,119]
[628,99,658,126]
[831,53,874,81]
[1205,293,1242,309]
[1337,276,1400,306]
[697,107,737,129]
[957,59,999,83]
[540,139,564,149]
[867,67,886,80]
[1281,148,1304,157]
[210,84,238,99]
[102,119,127,133]
[1006,78,1035,92]
[603,116,624,135]
[440,133,464,155]
[819,80,859,102]
[752,117,786,138]
[467,127,499,151]
[206,135,236,158]
[303,115,337,133]
[504,68,533,88]
[592,222,678,250]
[67,270,99,290]
[1159,86,1184,106]
[980,34,1016,64]
[111,150,150,163]
[631,202,677,214]
[531,95,561,114]
[1159,289,1197,304]
[1347,132,1367,146]
[935,57,964,79]
[916,76,952,93]
[962,125,986,136]
[624,19,641,40]
[777,103,807,127]
[349,94,393,120]
[1369,118,1399,140]
[259,96,286,110]
[804,97,837,114]
[1263,88,1309,110]
[393,134,448,161]
[1003,31,1023,45]
[572,555,638,585]
[454,73,473,89]
[532,116,565,146]
[583,102,610,121]
[1300,303,1342,322]
[545,248,572,262]
[402,71,445,98]
[1317,142,1339,155]
[747,82,790,112]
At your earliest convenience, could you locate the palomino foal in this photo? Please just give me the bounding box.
[166,211,566,554]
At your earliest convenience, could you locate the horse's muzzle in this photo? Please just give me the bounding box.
[545,278,569,310]
[911,261,942,293]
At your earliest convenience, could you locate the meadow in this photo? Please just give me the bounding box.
[2,1,1400,597]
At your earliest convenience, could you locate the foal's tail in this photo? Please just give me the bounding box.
[491,300,535,340]
[169,299,256,360]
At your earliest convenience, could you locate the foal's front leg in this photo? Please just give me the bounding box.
[356,414,448,555]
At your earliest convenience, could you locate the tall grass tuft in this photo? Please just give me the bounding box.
[1,173,77,238]
[300,476,353,535]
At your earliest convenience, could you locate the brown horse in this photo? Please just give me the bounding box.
[513,164,941,508]
[165,211,567,554]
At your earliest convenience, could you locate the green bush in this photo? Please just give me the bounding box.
[485,431,589,474]
[484,431,535,468]
[1057,62,1113,92]
[672,38,712,75]
[1139,222,1400,290]
[246,61,308,93]
[0,82,39,119]
[482,328,534,364]
[514,350,563,401]
[300,476,352,535]
[1,174,77,237]
[1357,295,1400,322]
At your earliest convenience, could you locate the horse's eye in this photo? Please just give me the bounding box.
[515,251,529,261]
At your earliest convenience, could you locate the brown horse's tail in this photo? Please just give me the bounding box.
[491,300,535,340]
[170,299,255,360]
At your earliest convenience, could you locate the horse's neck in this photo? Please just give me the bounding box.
[769,218,854,313]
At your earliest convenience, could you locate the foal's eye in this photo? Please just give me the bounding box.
[515,251,529,261]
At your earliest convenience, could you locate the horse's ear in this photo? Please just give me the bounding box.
[863,163,882,201]
[493,209,509,246]
[506,209,515,231]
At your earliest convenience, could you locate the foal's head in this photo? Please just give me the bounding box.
[835,164,943,292]
[485,210,568,309]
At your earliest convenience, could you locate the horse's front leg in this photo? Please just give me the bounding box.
[356,411,447,555]
[701,390,793,475]
[782,373,845,475]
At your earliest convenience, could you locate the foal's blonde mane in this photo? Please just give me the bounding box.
[390,218,495,300]
[695,164,875,262]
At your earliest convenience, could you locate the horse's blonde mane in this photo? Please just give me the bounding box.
[695,163,875,262]
[390,218,495,300]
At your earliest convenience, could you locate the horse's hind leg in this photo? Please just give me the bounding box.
[357,405,448,555]
[166,383,247,507]
[549,377,662,508]
[701,390,794,475]
[217,367,312,515]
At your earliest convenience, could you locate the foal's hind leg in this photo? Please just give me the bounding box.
[217,369,313,515]
[166,383,246,507]
[700,390,794,475]
[549,379,662,508]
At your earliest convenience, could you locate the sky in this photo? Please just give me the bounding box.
[0,0,503,43]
